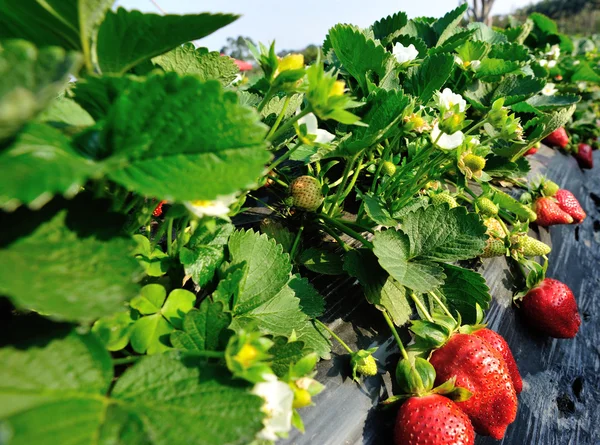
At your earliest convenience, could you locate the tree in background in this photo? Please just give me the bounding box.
[220,36,256,60]
[509,0,600,35]
[462,0,496,26]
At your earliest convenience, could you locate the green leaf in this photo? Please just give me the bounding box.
[0,198,142,322]
[474,58,520,79]
[0,330,265,445]
[72,75,136,121]
[344,249,413,326]
[433,3,468,46]
[260,220,295,253]
[152,43,240,85]
[529,12,558,35]
[179,221,234,287]
[102,74,269,201]
[373,229,444,293]
[572,61,600,83]
[405,53,455,103]
[438,264,491,323]
[161,289,196,329]
[357,190,396,226]
[260,94,303,120]
[37,96,95,127]
[294,321,331,360]
[429,29,474,55]
[488,42,529,62]
[525,94,580,110]
[327,24,394,93]
[269,337,307,378]
[401,19,438,48]
[130,312,174,354]
[130,283,166,315]
[132,234,173,277]
[400,205,487,262]
[0,123,97,211]
[288,275,325,319]
[390,35,428,58]
[491,75,545,106]
[456,40,490,62]
[298,247,344,275]
[170,300,232,352]
[92,311,134,351]
[467,22,508,44]
[372,11,408,45]
[96,8,239,74]
[0,40,80,141]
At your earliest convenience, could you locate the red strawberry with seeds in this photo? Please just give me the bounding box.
[575,143,593,169]
[534,197,573,226]
[520,278,581,338]
[525,146,538,156]
[152,200,166,217]
[544,127,569,148]
[473,328,522,394]
[555,189,586,223]
[430,333,518,439]
[394,394,475,445]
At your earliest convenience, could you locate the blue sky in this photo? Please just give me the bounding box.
[116,0,539,51]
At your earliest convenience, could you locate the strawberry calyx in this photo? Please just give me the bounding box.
[349,347,378,381]
[513,257,548,304]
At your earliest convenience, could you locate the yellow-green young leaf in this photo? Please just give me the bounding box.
[0,40,80,142]
[100,74,270,201]
[37,96,95,127]
[97,8,239,74]
[153,43,240,85]
[92,311,135,351]
[0,198,142,322]
[0,123,97,211]
[0,330,265,445]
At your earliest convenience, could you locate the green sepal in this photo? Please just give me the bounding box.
[395,357,436,395]
[514,257,548,303]
[350,347,378,381]
[409,320,451,348]
[379,393,410,408]
[431,377,472,402]
[493,189,537,222]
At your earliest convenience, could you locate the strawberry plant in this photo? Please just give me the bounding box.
[0,2,596,444]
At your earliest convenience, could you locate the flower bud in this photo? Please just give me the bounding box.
[329,80,345,97]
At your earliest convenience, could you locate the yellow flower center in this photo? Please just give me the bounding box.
[189,200,212,207]
[235,344,258,367]
[329,80,345,97]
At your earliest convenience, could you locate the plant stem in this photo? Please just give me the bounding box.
[268,107,310,142]
[329,152,360,217]
[112,356,140,365]
[321,225,351,252]
[315,319,353,354]
[340,154,365,201]
[318,214,373,248]
[382,310,409,361]
[464,119,487,136]
[410,291,434,322]
[166,218,174,257]
[265,96,291,140]
[496,216,512,238]
[429,290,456,322]
[269,141,302,171]
[290,224,304,260]
[182,350,226,359]
[257,88,274,113]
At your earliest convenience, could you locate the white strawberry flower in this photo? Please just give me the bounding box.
[252,374,294,441]
[542,83,557,96]
[539,59,556,68]
[546,45,560,59]
[431,122,464,150]
[185,194,238,220]
[298,112,335,144]
[436,88,467,113]
[454,55,464,65]
[392,43,419,64]
[470,60,481,71]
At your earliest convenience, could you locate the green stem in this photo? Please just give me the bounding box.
[329,152,360,217]
[257,88,274,113]
[290,225,304,260]
[464,118,487,136]
[370,143,393,193]
[410,291,434,322]
[265,96,291,140]
[166,218,174,257]
[268,107,310,142]
[496,216,512,238]
[175,216,190,253]
[112,356,140,365]
[269,140,302,171]
[340,154,365,200]
[429,290,456,322]
[321,225,351,252]
[318,214,373,248]
[382,310,409,361]
[315,319,353,354]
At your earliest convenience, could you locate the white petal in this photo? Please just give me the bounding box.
[542,83,557,96]
[298,112,319,135]
[470,60,481,71]
[431,123,464,150]
[392,43,419,64]
[314,128,335,144]
[547,60,557,68]
[252,378,294,441]
[185,194,237,219]
[437,88,466,112]
[539,59,548,67]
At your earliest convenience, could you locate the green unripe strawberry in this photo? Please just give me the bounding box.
[483,218,505,238]
[482,238,506,258]
[542,180,559,197]
[512,235,551,257]
[463,153,486,173]
[476,197,499,216]
[431,192,458,209]
[353,354,377,377]
[381,160,397,176]
[289,176,323,212]
[292,387,312,409]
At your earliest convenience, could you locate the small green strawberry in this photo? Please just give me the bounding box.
[476,197,499,216]
[431,192,458,209]
[483,218,505,238]
[542,180,559,197]
[512,235,551,257]
[482,238,506,258]
[289,176,323,212]
[381,160,397,176]
[463,153,486,173]
[350,348,378,380]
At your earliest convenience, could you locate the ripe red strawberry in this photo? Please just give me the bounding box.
[554,189,586,223]
[473,328,522,394]
[575,143,593,169]
[152,200,166,217]
[544,127,569,148]
[524,146,538,156]
[521,278,581,338]
[534,197,573,227]
[430,333,518,439]
[394,394,475,445]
